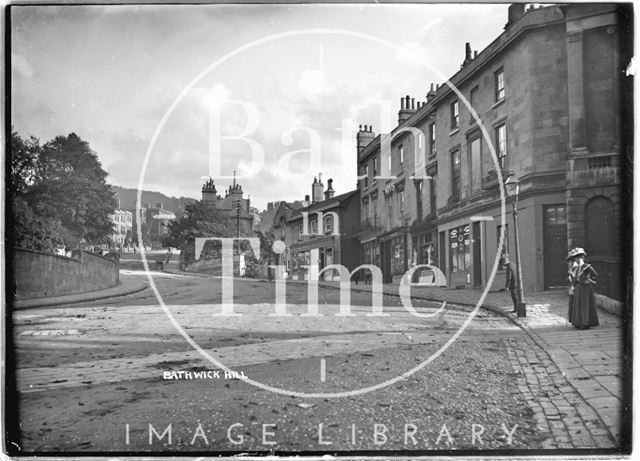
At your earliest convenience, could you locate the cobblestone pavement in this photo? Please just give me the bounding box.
[309,280,626,446]
[505,335,615,449]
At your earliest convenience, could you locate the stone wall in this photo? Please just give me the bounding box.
[12,248,119,300]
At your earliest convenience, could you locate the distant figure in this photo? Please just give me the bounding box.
[133,246,137,254]
[501,256,518,313]
[165,248,172,265]
[567,247,599,330]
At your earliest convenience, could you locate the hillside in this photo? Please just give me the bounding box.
[112,186,197,218]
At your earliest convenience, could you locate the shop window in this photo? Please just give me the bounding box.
[391,236,406,276]
[449,225,471,272]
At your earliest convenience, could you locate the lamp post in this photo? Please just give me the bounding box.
[233,200,241,238]
[504,173,526,317]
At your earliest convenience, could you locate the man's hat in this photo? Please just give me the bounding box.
[566,248,577,261]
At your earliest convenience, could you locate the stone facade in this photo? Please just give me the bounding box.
[109,208,133,250]
[270,177,361,280]
[355,3,631,299]
[201,176,253,235]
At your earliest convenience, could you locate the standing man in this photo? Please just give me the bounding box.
[501,256,517,313]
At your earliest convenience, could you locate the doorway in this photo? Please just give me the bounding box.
[543,205,568,288]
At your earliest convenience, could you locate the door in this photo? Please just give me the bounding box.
[381,241,392,284]
[439,231,446,275]
[472,221,482,287]
[543,205,568,288]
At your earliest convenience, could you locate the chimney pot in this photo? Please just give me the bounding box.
[474,50,478,58]
[411,98,415,110]
[507,3,526,27]
[463,42,472,66]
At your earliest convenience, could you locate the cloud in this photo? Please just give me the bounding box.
[297,69,332,101]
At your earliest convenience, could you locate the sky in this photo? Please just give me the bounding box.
[11,3,510,210]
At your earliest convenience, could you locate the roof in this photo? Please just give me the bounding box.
[288,190,359,222]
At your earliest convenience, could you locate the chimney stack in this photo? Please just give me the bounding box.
[324,178,335,200]
[505,3,525,29]
[312,174,324,204]
[398,94,416,124]
[427,83,437,102]
[357,124,375,156]
[462,42,473,68]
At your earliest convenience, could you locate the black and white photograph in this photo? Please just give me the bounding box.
[4,1,634,457]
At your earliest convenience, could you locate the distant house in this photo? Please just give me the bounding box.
[109,195,133,250]
[201,175,253,235]
[280,175,361,281]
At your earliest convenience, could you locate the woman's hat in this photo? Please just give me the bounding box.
[566,247,586,261]
[573,247,587,258]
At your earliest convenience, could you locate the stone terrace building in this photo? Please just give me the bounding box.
[356,3,631,299]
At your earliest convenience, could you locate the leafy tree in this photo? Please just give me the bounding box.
[9,130,117,250]
[163,201,261,267]
[9,128,40,196]
[244,230,277,278]
[11,197,64,252]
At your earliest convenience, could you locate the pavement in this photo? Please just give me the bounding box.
[12,273,149,309]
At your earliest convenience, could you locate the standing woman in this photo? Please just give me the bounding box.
[567,248,577,324]
[568,248,599,329]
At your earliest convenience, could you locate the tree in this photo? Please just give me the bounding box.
[9,128,40,196]
[164,201,239,264]
[244,230,277,278]
[9,130,117,250]
[11,197,64,252]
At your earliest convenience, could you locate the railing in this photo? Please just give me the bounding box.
[567,153,622,185]
[590,258,624,302]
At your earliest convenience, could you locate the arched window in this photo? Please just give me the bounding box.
[585,196,615,257]
[323,215,333,234]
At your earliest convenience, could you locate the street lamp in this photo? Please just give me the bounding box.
[504,172,526,317]
[233,200,241,238]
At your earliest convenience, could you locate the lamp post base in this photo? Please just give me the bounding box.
[516,302,527,317]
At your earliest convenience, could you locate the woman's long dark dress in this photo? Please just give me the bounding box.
[568,263,599,328]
